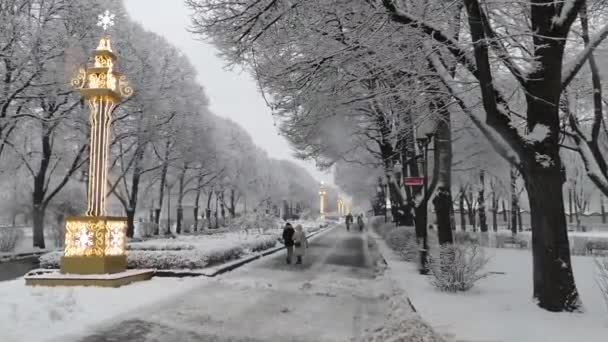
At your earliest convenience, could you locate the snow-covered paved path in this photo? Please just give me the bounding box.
[69,227,395,342]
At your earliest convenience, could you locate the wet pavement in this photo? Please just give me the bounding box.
[0,257,39,282]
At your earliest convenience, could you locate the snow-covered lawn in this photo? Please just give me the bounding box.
[41,231,280,270]
[40,220,327,270]
[381,241,608,342]
[0,276,207,342]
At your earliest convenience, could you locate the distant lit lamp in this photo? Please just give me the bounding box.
[319,182,327,219]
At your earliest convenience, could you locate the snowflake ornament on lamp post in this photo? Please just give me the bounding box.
[97,10,115,31]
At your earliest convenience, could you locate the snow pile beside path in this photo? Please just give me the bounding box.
[362,281,446,342]
[0,277,205,342]
[40,233,278,270]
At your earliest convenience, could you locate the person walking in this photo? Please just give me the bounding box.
[345,213,353,231]
[293,224,308,264]
[357,214,365,232]
[282,222,295,264]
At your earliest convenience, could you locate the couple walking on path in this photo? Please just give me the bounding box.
[345,213,365,232]
[282,222,309,264]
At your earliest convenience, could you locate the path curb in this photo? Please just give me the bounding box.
[368,229,419,313]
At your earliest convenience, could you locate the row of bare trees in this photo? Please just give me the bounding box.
[0,0,322,248]
[188,0,608,312]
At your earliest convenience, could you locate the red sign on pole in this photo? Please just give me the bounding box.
[404,177,425,186]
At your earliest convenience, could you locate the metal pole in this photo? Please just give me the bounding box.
[384,183,388,223]
[421,141,429,274]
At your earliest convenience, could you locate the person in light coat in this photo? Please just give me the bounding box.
[292,224,309,264]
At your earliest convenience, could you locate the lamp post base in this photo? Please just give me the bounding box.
[61,255,127,275]
[60,216,128,275]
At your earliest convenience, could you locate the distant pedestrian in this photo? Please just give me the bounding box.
[357,214,365,231]
[293,224,308,264]
[282,222,295,264]
[345,213,353,231]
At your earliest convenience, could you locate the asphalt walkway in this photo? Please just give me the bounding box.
[71,226,394,342]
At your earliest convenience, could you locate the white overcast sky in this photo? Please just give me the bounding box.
[123,0,334,185]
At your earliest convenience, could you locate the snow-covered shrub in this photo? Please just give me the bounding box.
[386,227,419,262]
[596,257,608,312]
[453,231,480,245]
[40,251,62,268]
[243,235,277,252]
[136,222,157,238]
[127,242,195,251]
[229,212,280,231]
[428,243,490,292]
[0,227,24,252]
[494,233,528,249]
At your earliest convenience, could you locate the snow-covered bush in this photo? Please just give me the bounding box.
[40,251,62,268]
[386,227,419,262]
[494,234,528,249]
[40,234,278,269]
[127,243,195,251]
[428,243,490,292]
[243,235,277,252]
[228,212,280,231]
[0,227,23,252]
[453,231,480,245]
[136,222,157,238]
[595,257,608,311]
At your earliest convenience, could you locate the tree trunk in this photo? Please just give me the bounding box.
[518,206,523,232]
[492,190,498,232]
[126,209,135,238]
[126,146,145,238]
[32,204,45,249]
[154,139,171,232]
[433,101,454,243]
[459,189,466,231]
[502,199,507,222]
[525,166,580,311]
[414,202,428,273]
[466,191,475,231]
[193,177,203,231]
[229,188,236,218]
[433,187,453,244]
[601,194,606,224]
[568,188,573,224]
[478,170,488,232]
[206,190,213,229]
[176,165,187,234]
[511,168,518,235]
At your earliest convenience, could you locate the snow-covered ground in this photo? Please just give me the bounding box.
[0,276,207,342]
[377,234,608,342]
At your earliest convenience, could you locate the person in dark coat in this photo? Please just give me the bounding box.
[282,222,295,264]
[345,213,353,231]
[357,214,365,231]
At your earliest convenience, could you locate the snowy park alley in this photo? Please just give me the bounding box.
[4,0,608,341]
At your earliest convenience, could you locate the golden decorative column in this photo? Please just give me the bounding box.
[319,183,327,219]
[62,12,133,275]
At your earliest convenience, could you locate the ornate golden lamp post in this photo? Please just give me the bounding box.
[62,11,133,275]
[319,182,327,219]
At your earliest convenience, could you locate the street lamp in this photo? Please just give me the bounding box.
[319,182,327,219]
[377,177,387,222]
[415,131,435,275]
